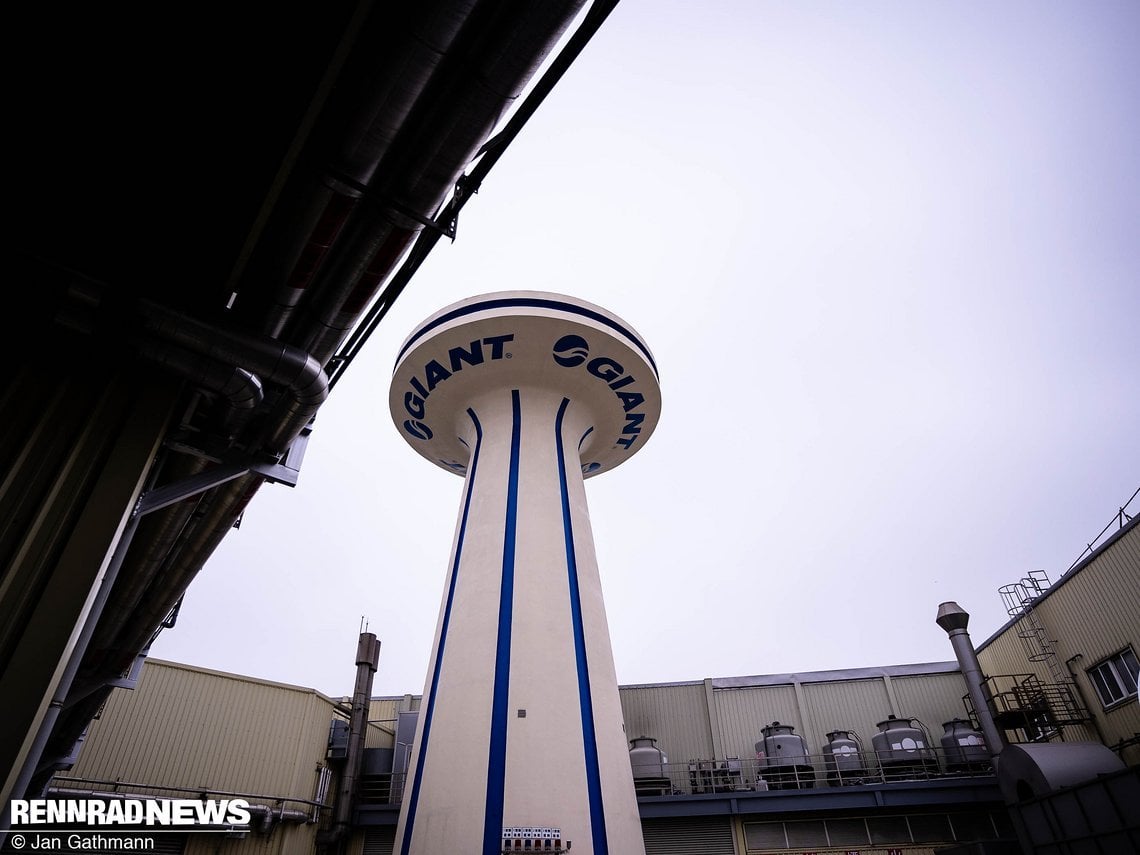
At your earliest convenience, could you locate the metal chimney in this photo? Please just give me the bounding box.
[332,632,381,840]
[936,601,1005,759]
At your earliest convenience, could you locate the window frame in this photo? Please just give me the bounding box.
[1086,646,1139,709]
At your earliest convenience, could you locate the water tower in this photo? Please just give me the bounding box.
[389,292,660,855]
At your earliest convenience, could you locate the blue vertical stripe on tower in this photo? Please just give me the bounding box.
[399,409,483,855]
[555,397,609,855]
[482,389,522,855]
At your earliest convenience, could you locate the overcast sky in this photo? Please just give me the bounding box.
[150,0,1140,699]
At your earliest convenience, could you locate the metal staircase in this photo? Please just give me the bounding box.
[991,570,1091,740]
[998,570,1069,686]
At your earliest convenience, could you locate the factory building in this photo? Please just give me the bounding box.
[28,513,1139,855]
[6,2,1135,853]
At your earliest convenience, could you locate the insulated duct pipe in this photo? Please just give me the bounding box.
[936,601,1005,759]
[252,0,481,340]
[135,299,328,453]
[331,632,381,840]
[288,0,590,366]
[57,280,328,453]
[327,0,621,390]
[54,279,322,676]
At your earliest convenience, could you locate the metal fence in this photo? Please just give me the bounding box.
[632,746,994,797]
[358,745,994,806]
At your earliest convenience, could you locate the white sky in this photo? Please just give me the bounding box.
[150,0,1140,699]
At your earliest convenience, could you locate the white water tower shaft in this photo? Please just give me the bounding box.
[389,292,660,855]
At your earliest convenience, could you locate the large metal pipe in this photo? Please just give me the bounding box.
[135,299,328,453]
[290,0,591,366]
[331,632,381,839]
[936,601,1005,759]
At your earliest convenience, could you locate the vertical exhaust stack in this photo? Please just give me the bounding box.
[331,632,381,844]
[935,602,1005,761]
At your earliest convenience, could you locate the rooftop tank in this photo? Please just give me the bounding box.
[872,715,939,780]
[940,718,990,772]
[821,729,867,785]
[629,736,670,796]
[756,722,814,789]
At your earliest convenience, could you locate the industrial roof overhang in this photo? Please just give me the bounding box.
[7,0,617,796]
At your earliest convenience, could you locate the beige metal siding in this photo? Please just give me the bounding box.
[977,625,1039,678]
[714,684,801,761]
[362,697,403,750]
[619,671,973,767]
[72,659,337,804]
[978,523,1140,751]
[888,673,973,741]
[798,678,894,752]
[620,683,714,764]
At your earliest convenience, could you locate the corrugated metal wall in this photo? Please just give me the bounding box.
[978,522,1139,750]
[889,673,976,742]
[620,682,715,764]
[363,697,405,750]
[799,678,895,751]
[714,684,801,760]
[71,659,337,804]
[618,670,972,765]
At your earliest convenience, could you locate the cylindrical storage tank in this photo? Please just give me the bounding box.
[629,736,670,796]
[872,715,939,780]
[755,722,814,789]
[821,730,866,786]
[940,719,990,773]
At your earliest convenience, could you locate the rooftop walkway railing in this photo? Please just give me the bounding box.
[358,745,994,806]
[631,747,993,797]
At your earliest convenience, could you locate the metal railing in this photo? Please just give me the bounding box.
[360,773,404,806]
[632,747,994,796]
[967,674,1091,743]
[356,745,994,806]
[1063,486,1139,573]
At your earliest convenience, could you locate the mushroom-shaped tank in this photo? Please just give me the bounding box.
[391,291,660,478]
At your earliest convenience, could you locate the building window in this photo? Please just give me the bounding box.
[1087,647,1139,708]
